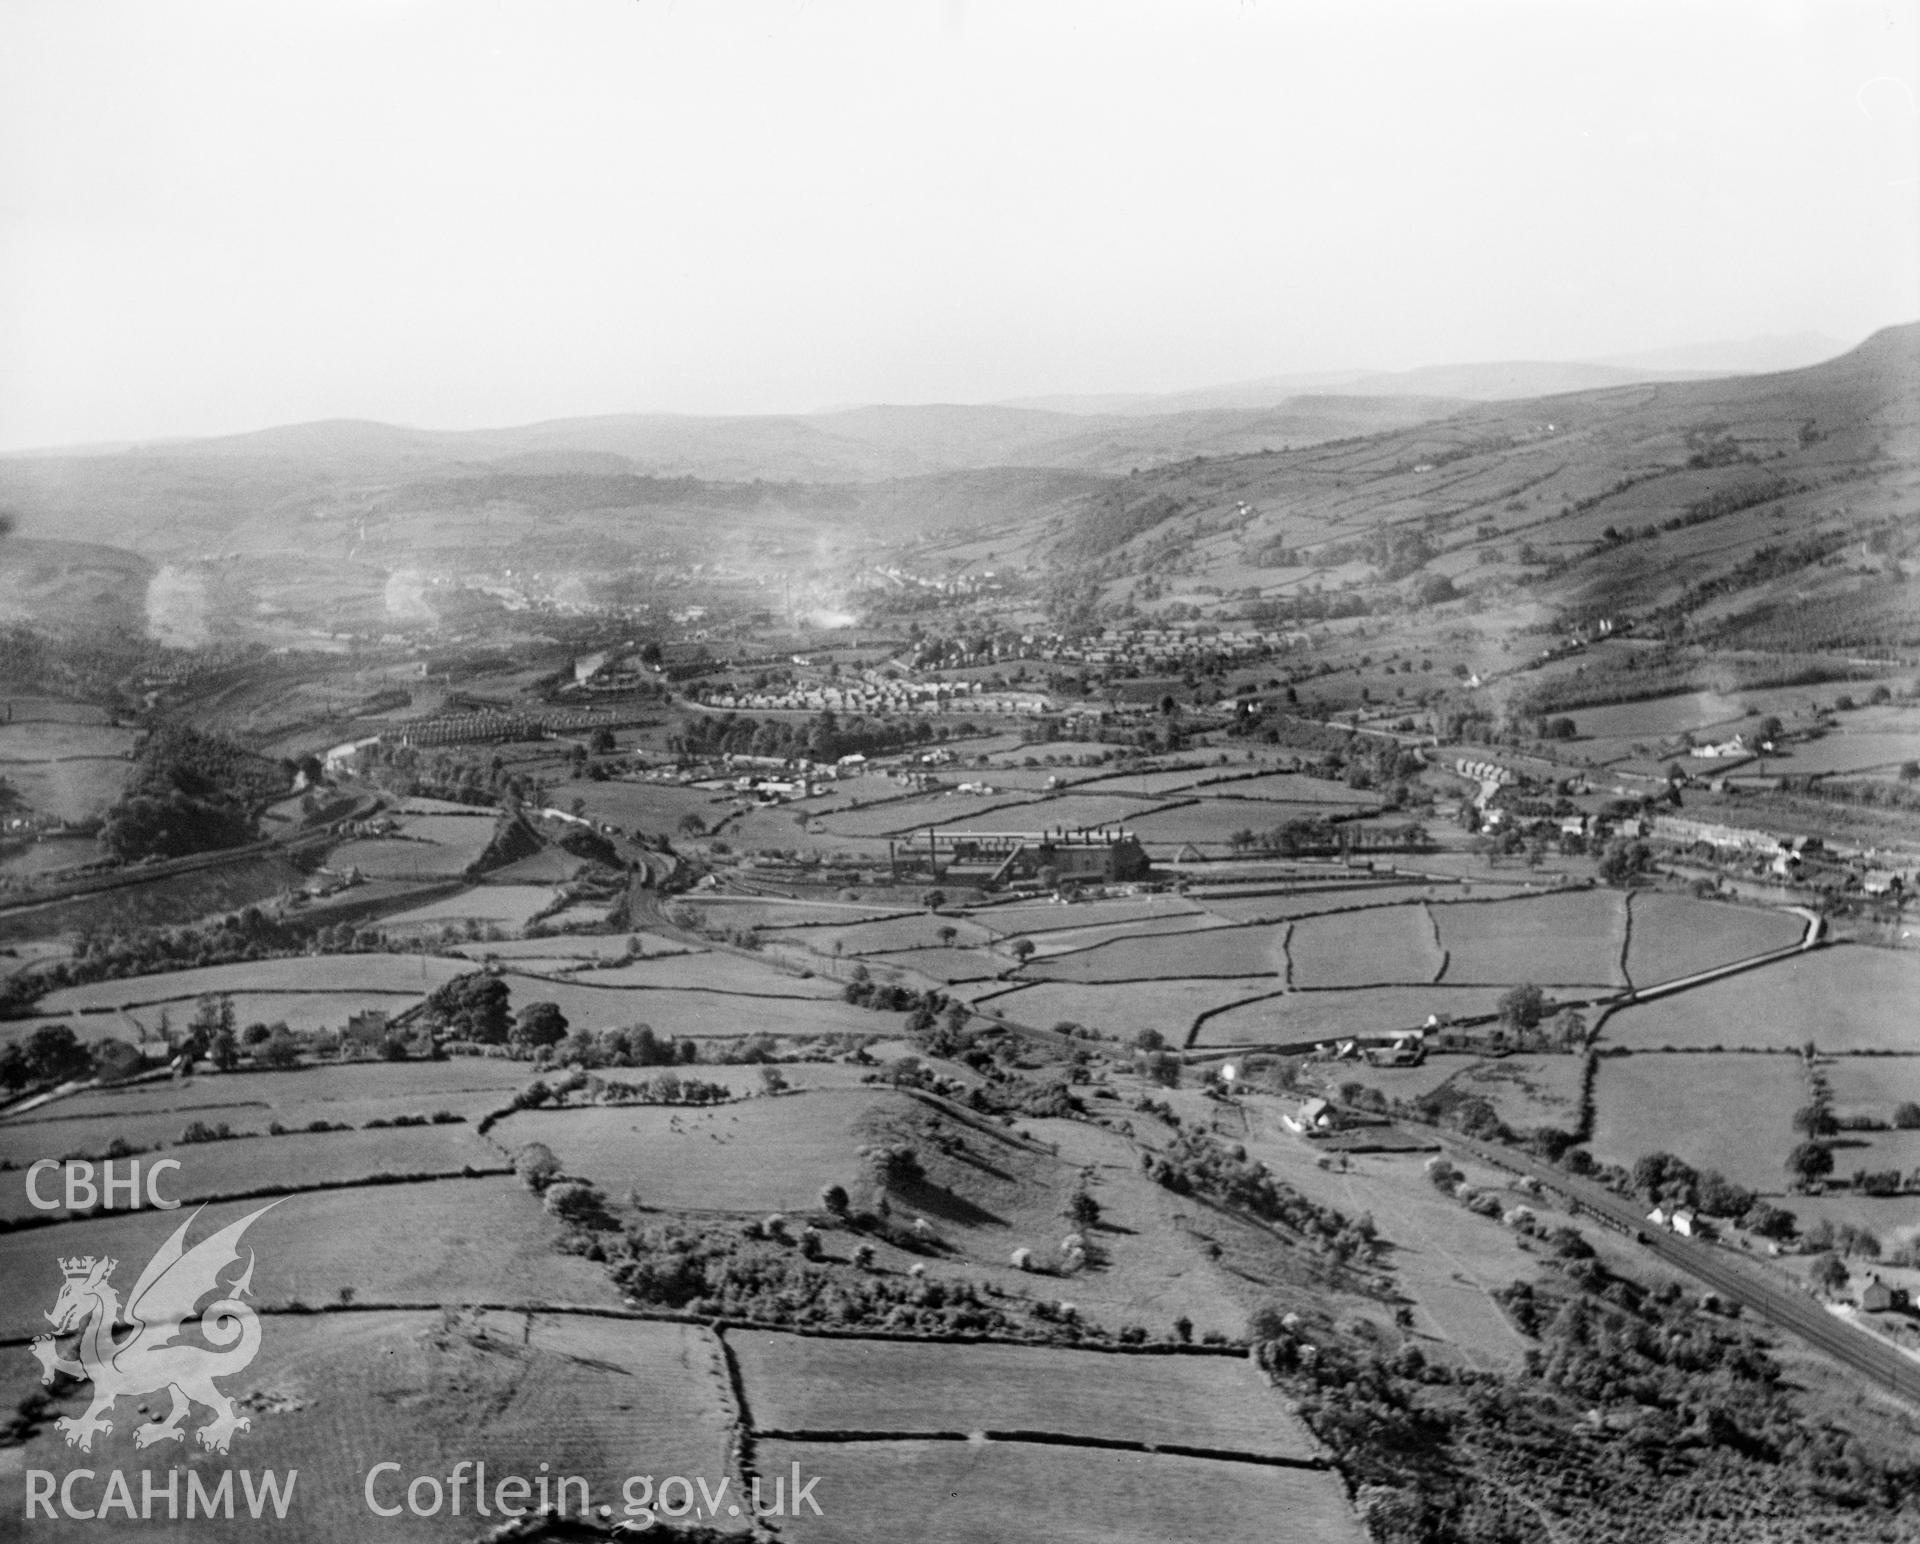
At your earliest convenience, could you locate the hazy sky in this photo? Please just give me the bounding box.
[2,0,1915,448]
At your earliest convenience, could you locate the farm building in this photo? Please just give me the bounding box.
[1861,1276,1912,1314]
[1282,1097,1340,1136]
[1364,1033,1426,1068]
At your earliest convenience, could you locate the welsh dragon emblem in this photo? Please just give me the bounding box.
[30,1203,277,1455]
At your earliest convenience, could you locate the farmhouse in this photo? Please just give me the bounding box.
[1282,1097,1340,1135]
[1861,1275,1912,1314]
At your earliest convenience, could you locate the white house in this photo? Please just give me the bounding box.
[1282,1097,1339,1135]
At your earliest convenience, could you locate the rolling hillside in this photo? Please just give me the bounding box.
[1042,321,1920,659]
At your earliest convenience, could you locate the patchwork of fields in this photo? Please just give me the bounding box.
[0,749,1896,1544]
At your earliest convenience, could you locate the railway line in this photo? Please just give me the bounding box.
[1441,1131,1920,1407]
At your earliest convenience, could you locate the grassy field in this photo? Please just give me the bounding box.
[1023,924,1282,983]
[1824,1057,1920,1122]
[1071,764,1221,795]
[1589,1053,1806,1192]
[0,1120,497,1220]
[1198,881,1451,923]
[558,777,733,833]
[676,898,909,931]
[0,698,114,725]
[785,914,999,956]
[1126,798,1366,846]
[447,934,677,963]
[1566,691,1753,741]
[1774,1193,1920,1256]
[32,991,425,1040]
[0,759,132,824]
[1823,1126,1920,1183]
[1624,892,1806,986]
[483,975,878,1039]
[1433,890,1627,987]
[1769,730,1920,776]
[377,885,562,929]
[0,1059,527,1172]
[1602,946,1920,1052]
[979,977,1279,1040]
[934,792,1164,837]
[13,1058,526,1132]
[491,1087,895,1213]
[1441,1053,1588,1133]
[1198,774,1379,806]
[1193,985,1510,1047]
[818,791,1039,838]
[730,1332,1314,1456]
[0,1309,741,1542]
[330,836,475,880]
[0,834,109,880]
[1289,904,1443,987]
[970,895,1205,936]
[572,953,841,996]
[1,1009,156,1049]
[854,946,1007,984]
[36,954,472,1013]
[0,1176,625,1340]
[1238,1127,1539,1372]
[0,718,137,760]
[753,1437,1366,1544]
[1009,912,1236,958]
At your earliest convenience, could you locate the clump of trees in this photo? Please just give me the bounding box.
[423,972,512,1044]
[0,1023,96,1092]
[100,724,285,862]
[1146,1129,1373,1263]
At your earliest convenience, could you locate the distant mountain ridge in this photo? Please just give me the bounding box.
[1,395,1475,487]
[7,331,1864,475]
[1003,332,1858,416]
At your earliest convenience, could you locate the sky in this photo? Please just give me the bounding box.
[1,0,1915,449]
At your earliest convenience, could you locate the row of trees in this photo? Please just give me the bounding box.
[669,708,959,765]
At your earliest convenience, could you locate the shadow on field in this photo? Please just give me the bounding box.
[887,1175,1007,1229]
